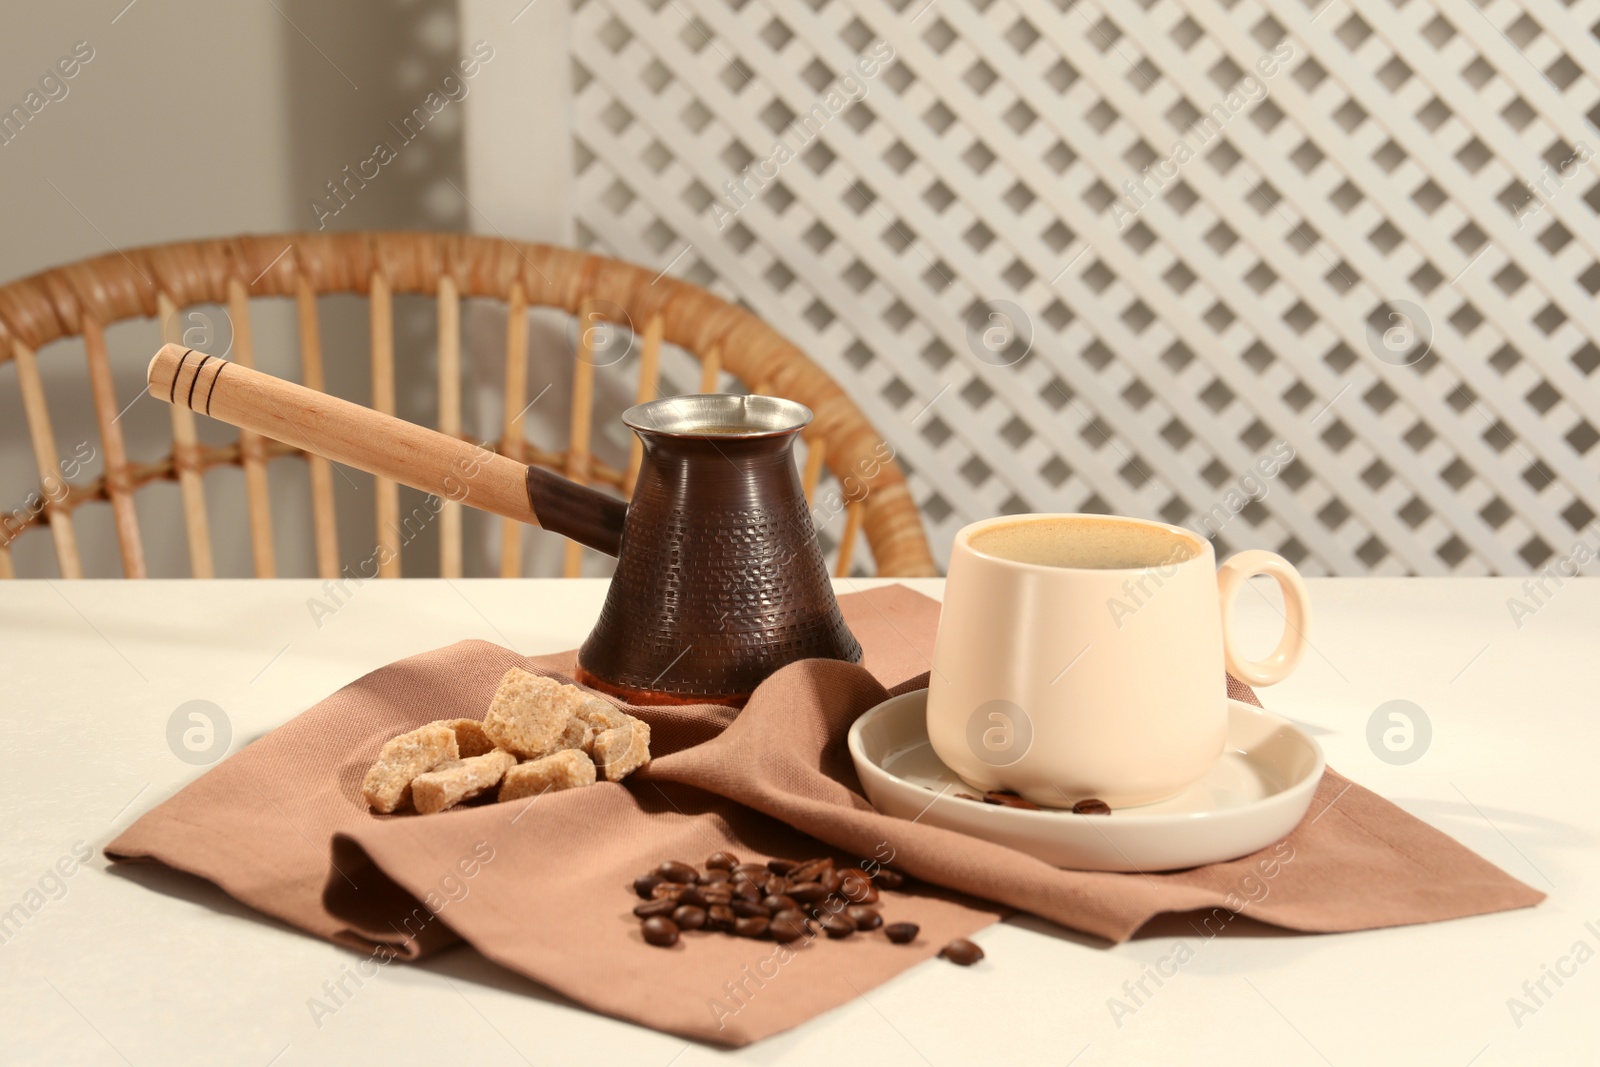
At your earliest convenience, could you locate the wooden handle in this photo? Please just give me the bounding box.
[147,343,537,527]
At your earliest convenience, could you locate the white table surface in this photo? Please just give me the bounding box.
[1,576,1595,1066]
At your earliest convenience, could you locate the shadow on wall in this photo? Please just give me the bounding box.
[280,0,469,579]
[282,0,611,581]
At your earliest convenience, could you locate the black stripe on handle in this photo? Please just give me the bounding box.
[187,355,213,411]
[169,348,195,404]
[204,361,227,416]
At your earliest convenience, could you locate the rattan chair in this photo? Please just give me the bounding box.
[0,232,936,581]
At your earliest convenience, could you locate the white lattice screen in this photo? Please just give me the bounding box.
[567,0,1600,575]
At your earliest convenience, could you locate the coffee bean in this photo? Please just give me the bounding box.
[790,858,833,883]
[846,905,883,931]
[732,862,768,880]
[767,858,799,875]
[676,886,711,908]
[734,916,770,938]
[870,868,906,890]
[1072,798,1112,815]
[761,894,797,913]
[982,790,1042,810]
[656,860,699,884]
[731,900,771,919]
[817,912,855,939]
[731,879,764,903]
[672,905,708,931]
[650,882,685,901]
[708,904,736,930]
[787,882,829,904]
[768,911,809,942]
[940,938,984,965]
[705,851,739,870]
[641,916,679,947]
[838,874,879,904]
[883,922,919,944]
[633,874,662,899]
[633,897,678,919]
[699,888,733,905]
[820,869,844,893]
[701,868,731,884]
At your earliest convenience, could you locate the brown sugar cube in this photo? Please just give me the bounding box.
[361,724,459,813]
[483,668,583,759]
[411,750,517,815]
[592,717,651,782]
[430,718,497,758]
[498,749,596,802]
[554,713,596,754]
[574,698,632,760]
[546,692,625,754]
[578,697,631,734]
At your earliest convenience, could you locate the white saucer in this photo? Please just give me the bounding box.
[847,689,1325,872]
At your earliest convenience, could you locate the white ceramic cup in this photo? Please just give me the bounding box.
[925,513,1310,808]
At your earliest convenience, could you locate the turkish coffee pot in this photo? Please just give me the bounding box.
[147,343,861,705]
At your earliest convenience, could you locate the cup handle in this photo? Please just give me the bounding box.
[1216,549,1310,687]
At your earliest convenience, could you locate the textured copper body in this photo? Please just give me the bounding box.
[531,396,861,706]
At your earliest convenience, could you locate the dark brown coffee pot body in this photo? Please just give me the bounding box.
[526,397,861,706]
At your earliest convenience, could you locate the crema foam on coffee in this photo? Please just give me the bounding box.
[968,517,1199,570]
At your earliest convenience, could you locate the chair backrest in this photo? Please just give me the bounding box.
[0,232,936,580]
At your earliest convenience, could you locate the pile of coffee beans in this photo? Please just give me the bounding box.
[632,852,981,961]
